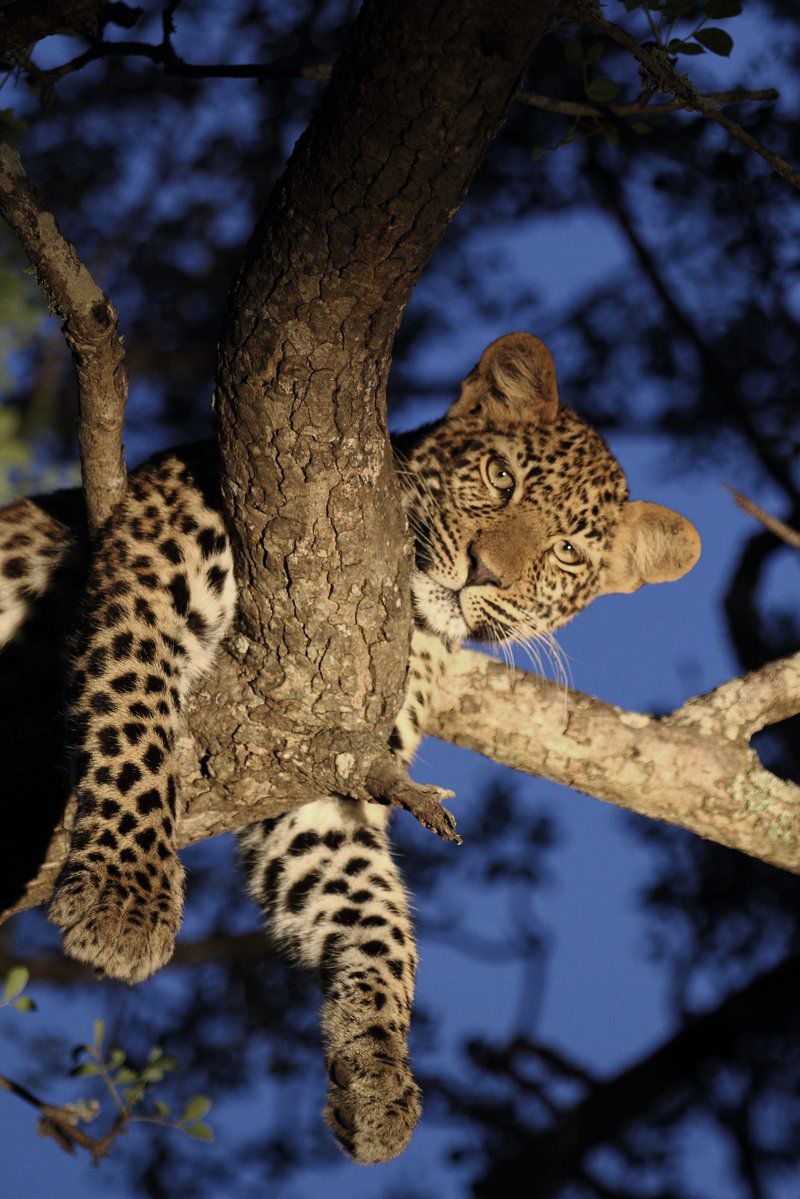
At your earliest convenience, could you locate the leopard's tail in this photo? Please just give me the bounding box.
[0,495,85,650]
[239,798,421,1163]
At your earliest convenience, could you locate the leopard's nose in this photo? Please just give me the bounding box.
[465,543,501,588]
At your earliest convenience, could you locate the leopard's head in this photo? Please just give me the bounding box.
[397,332,700,645]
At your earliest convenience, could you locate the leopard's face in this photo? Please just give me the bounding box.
[397,333,700,647]
[402,405,627,644]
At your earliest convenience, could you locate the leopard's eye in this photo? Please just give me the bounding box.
[551,538,583,567]
[485,456,515,495]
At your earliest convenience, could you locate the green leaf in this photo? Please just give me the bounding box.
[631,122,653,134]
[109,1049,126,1068]
[147,1046,164,1064]
[694,27,734,55]
[585,76,621,102]
[182,1095,212,1123]
[140,1067,165,1083]
[153,1100,171,1118]
[158,1055,180,1072]
[74,1062,101,1077]
[564,36,584,67]
[114,1067,139,1084]
[668,39,705,54]
[585,42,604,66]
[184,1122,214,1143]
[12,996,36,1012]
[93,1018,105,1050]
[3,967,29,1003]
[705,0,742,16]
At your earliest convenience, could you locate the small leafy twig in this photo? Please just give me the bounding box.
[1,965,36,1012]
[561,2,800,194]
[0,982,215,1162]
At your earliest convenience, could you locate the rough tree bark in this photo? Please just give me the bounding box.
[0,141,127,533]
[211,0,559,814]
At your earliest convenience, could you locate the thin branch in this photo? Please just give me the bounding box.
[364,753,461,844]
[595,161,800,506]
[667,652,800,742]
[0,141,127,533]
[517,85,778,119]
[23,34,778,126]
[562,2,800,194]
[726,486,800,550]
[22,40,333,96]
[0,1069,125,1162]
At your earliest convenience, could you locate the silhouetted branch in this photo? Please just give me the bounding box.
[453,953,800,1195]
[0,0,104,59]
[518,85,778,118]
[564,2,800,194]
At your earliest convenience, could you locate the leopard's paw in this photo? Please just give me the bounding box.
[48,853,184,984]
[324,1032,421,1164]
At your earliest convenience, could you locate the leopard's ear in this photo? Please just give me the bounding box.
[452,332,559,421]
[601,501,701,595]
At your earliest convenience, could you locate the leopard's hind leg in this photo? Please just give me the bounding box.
[240,799,421,1163]
[48,454,236,983]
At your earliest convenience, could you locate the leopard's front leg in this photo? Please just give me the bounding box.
[49,456,236,983]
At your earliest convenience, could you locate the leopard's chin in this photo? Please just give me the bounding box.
[410,572,470,644]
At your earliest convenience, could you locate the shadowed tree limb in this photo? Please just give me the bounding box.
[0,141,127,534]
[444,952,800,1196]
[0,0,105,58]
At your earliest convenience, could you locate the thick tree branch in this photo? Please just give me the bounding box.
[0,142,127,533]
[208,0,559,813]
[425,648,800,875]
[5,648,799,922]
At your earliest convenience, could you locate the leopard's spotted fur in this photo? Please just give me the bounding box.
[0,334,700,1163]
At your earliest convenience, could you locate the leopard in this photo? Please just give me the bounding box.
[0,332,700,1164]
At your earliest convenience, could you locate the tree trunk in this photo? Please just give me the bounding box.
[212,0,559,805]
